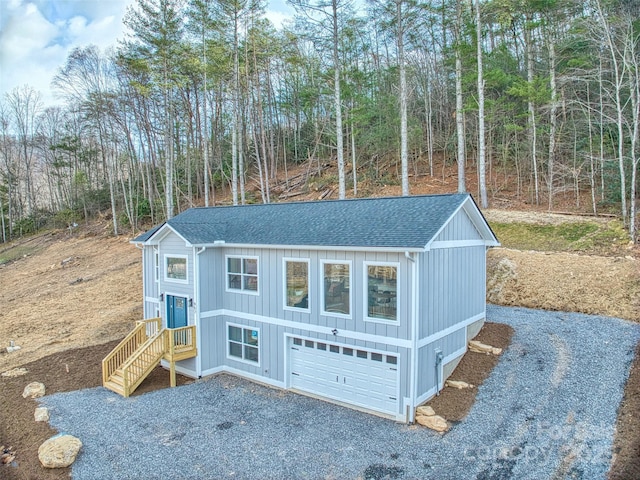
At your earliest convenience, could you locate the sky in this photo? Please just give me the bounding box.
[0,0,293,109]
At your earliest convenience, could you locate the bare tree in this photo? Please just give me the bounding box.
[475,0,488,208]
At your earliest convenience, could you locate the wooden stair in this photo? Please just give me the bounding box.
[103,370,126,395]
[102,318,197,397]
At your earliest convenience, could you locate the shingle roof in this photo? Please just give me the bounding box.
[135,193,492,249]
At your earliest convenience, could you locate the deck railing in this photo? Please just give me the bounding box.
[166,325,196,358]
[102,319,196,397]
[101,318,161,386]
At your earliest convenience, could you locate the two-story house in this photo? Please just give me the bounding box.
[128,193,499,422]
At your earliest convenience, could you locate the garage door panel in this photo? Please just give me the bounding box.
[289,337,398,415]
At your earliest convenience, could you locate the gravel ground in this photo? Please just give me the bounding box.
[41,305,640,480]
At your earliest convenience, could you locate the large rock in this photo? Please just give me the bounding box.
[468,340,502,355]
[445,380,474,389]
[35,407,50,422]
[416,405,436,417]
[38,434,82,468]
[22,382,45,398]
[1,367,28,377]
[416,414,449,432]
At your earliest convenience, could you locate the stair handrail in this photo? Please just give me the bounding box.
[101,318,161,385]
[120,329,167,397]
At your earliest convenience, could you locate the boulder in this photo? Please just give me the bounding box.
[416,405,436,417]
[445,380,474,389]
[38,434,82,468]
[1,367,28,377]
[35,407,50,422]
[22,382,45,399]
[416,414,449,432]
[469,340,502,355]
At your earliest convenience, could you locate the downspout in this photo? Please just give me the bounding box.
[405,251,418,423]
[194,246,207,378]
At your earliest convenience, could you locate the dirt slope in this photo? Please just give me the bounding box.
[0,228,142,372]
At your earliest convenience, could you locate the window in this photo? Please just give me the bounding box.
[366,263,398,322]
[154,249,159,282]
[285,259,309,310]
[227,256,258,293]
[322,261,351,317]
[165,255,187,282]
[228,325,259,364]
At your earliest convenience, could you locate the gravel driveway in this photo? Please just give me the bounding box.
[42,305,640,480]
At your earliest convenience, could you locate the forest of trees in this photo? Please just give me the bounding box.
[0,0,638,242]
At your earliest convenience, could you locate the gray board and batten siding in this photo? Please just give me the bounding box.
[132,193,499,422]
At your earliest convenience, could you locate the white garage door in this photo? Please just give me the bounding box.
[289,337,398,415]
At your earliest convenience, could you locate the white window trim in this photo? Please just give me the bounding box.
[164,254,189,284]
[226,322,261,366]
[283,257,311,313]
[363,261,400,325]
[225,255,260,296]
[320,259,352,319]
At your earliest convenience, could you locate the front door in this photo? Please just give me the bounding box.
[167,295,188,329]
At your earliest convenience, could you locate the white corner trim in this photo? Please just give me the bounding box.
[417,312,485,348]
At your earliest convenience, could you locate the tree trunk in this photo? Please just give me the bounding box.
[398,0,409,196]
[525,15,539,204]
[333,0,346,199]
[476,0,488,208]
[455,0,465,193]
[547,38,557,211]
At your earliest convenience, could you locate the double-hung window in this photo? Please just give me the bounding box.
[226,256,258,293]
[321,261,351,317]
[284,259,310,311]
[365,262,398,322]
[228,324,259,364]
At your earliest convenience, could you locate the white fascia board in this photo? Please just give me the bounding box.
[461,199,500,246]
[144,223,192,247]
[190,242,423,253]
[424,196,500,251]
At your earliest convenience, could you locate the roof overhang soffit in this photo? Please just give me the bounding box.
[136,223,192,247]
[423,196,500,250]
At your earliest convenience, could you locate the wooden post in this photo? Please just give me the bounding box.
[169,329,176,388]
[170,362,176,388]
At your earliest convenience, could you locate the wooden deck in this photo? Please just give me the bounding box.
[102,318,197,397]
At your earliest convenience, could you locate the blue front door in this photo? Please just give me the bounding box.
[167,295,188,329]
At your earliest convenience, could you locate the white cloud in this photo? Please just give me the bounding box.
[0,0,291,108]
[0,0,133,107]
[265,10,293,30]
